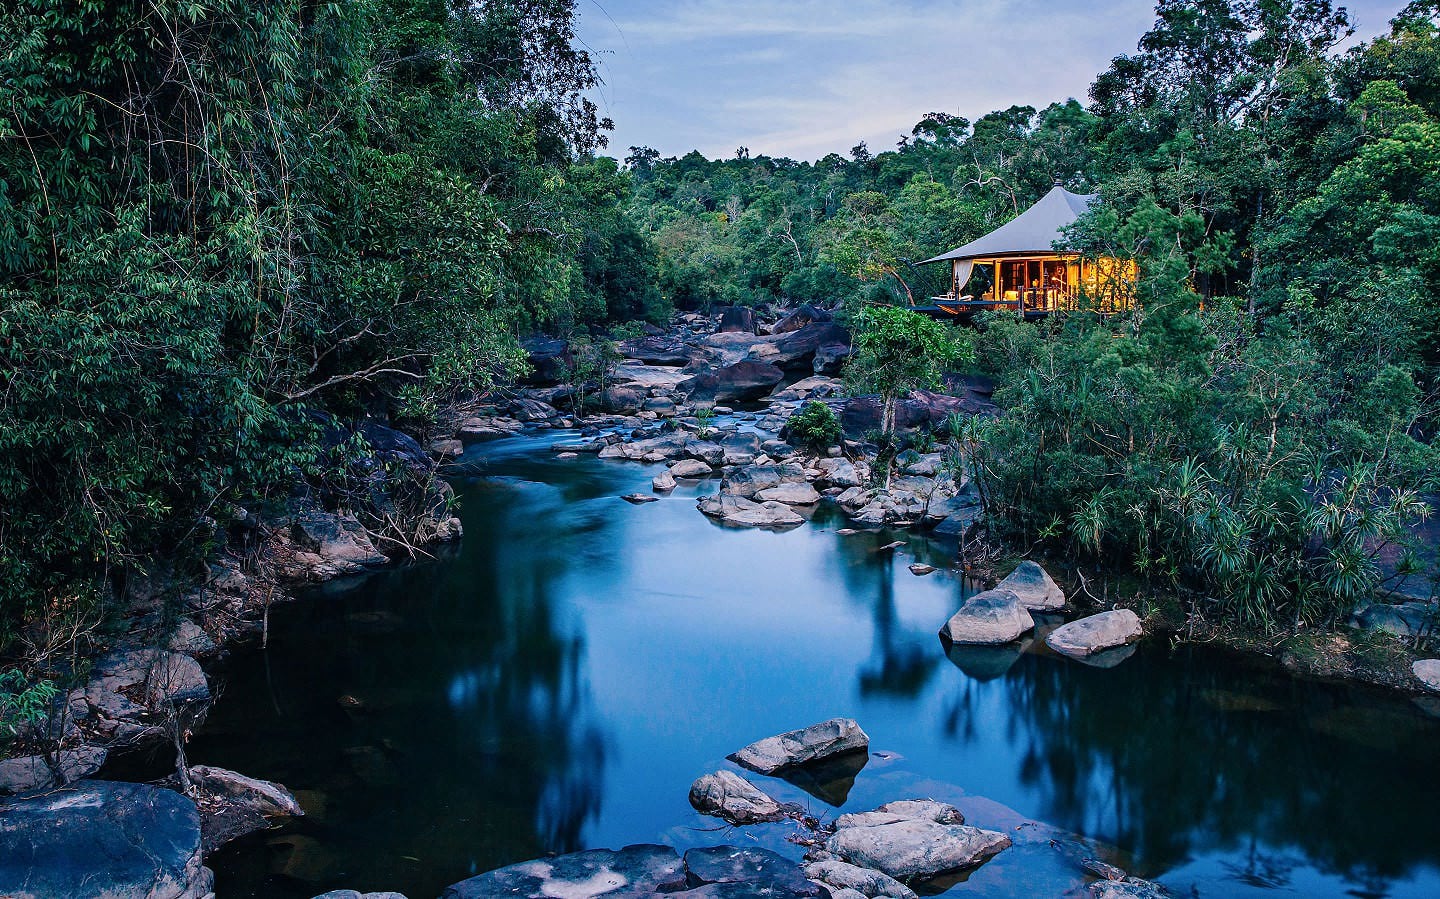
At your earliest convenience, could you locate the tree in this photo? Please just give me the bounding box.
[845,307,974,485]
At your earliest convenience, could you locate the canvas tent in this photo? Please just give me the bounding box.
[920,184,1135,316]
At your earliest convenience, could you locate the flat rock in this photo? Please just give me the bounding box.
[1046,609,1144,658]
[755,483,822,505]
[0,780,213,899]
[1414,659,1440,692]
[996,560,1066,611]
[683,847,824,896]
[729,718,869,774]
[622,493,660,504]
[909,564,936,576]
[939,589,1034,645]
[442,844,686,898]
[823,818,1011,880]
[688,770,790,825]
[190,765,303,818]
[1090,878,1170,898]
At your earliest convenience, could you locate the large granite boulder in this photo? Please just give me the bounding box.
[840,390,990,438]
[722,463,808,498]
[697,494,804,529]
[442,845,687,898]
[755,483,822,505]
[521,336,570,385]
[766,322,852,372]
[771,304,831,335]
[688,771,791,825]
[729,718,869,774]
[671,458,715,479]
[0,780,213,899]
[291,511,389,575]
[719,306,759,334]
[620,335,701,366]
[996,560,1066,611]
[681,361,786,403]
[939,589,1034,645]
[821,816,1011,880]
[1046,609,1144,658]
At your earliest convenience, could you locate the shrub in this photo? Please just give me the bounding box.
[787,401,843,450]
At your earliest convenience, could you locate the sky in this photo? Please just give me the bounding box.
[573,0,1410,162]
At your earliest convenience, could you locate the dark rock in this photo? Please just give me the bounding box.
[357,421,430,470]
[442,844,687,898]
[622,493,660,505]
[522,336,571,385]
[0,780,212,899]
[771,304,831,335]
[683,847,824,896]
[730,718,869,774]
[766,322,851,372]
[597,386,648,415]
[840,390,992,438]
[681,361,786,403]
[621,335,705,366]
[719,306,759,334]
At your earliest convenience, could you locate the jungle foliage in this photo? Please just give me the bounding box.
[0,0,655,643]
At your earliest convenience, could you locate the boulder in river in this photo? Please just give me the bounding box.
[0,780,213,899]
[653,470,677,492]
[765,322,852,372]
[619,334,700,366]
[820,805,1011,881]
[996,560,1066,611]
[1046,609,1144,659]
[697,494,804,529]
[312,892,409,899]
[729,717,869,774]
[1091,878,1171,898]
[670,458,714,479]
[755,482,821,505]
[718,306,759,334]
[688,770,792,825]
[939,589,1034,645]
[1413,659,1440,693]
[722,462,808,498]
[803,859,917,899]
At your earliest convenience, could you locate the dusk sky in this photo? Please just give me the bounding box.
[574,0,1408,162]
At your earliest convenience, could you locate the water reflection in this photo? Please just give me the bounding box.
[193,431,1440,899]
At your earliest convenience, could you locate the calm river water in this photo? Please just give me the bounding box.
[194,430,1440,898]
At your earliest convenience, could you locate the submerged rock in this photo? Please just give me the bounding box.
[1046,610,1144,658]
[939,589,1034,645]
[442,845,687,898]
[729,717,869,774]
[683,846,824,896]
[688,770,791,825]
[996,560,1066,611]
[0,780,213,899]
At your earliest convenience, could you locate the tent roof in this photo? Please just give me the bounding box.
[921,185,1097,264]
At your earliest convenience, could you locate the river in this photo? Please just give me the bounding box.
[190,429,1440,898]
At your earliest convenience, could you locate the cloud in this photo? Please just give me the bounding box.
[578,0,1409,161]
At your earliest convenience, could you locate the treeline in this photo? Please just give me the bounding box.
[0,0,654,642]
[628,1,1440,630]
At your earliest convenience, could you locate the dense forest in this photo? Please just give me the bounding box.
[3,0,1439,654]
